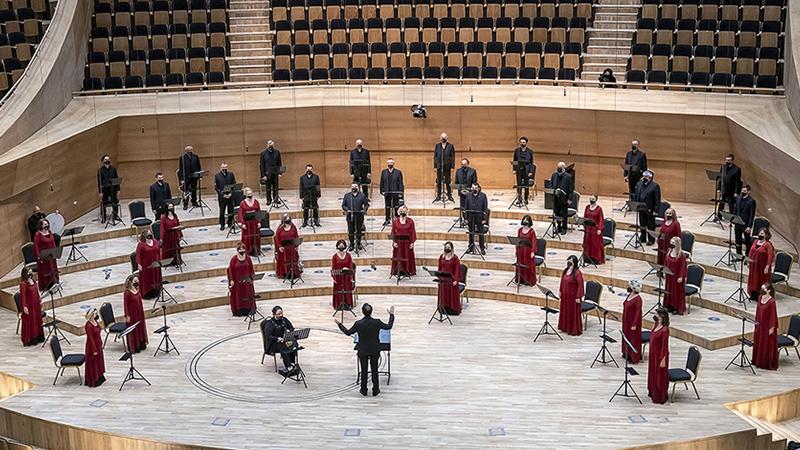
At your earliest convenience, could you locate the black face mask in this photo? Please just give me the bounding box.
[441,139,447,143]
[742,192,748,197]
[306,170,312,175]
[399,212,407,217]
[388,165,394,170]
[94,314,100,321]
[133,282,139,288]
[759,235,766,240]
[167,208,174,213]
[247,194,253,199]
[104,160,110,165]
[337,246,346,251]
[157,179,163,184]
[352,187,358,193]
[222,169,227,174]
[444,247,452,253]
[283,219,292,225]
[668,244,675,249]
[557,168,564,173]
[471,189,478,194]
[146,234,153,240]
[238,250,245,256]
[761,289,767,296]
[726,161,733,166]
[632,146,638,152]
[589,199,596,204]
[522,221,531,227]
[626,287,633,293]
[652,315,659,323]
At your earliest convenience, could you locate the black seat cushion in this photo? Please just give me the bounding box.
[109,322,127,333]
[685,286,698,295]
[581,301,595,313]
[668,368,691,381]
[772,273,787,283]
[61,354,85,366]
[132,218,153,227]
[641,330,651,343]
[534,256,544,266]
[778,335,795,347]
[260,229,275,238]
[458,282,466,293]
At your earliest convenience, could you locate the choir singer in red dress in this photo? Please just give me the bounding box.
[581,194,605,265]
[19,267,44,347]
[557,255,584,336]
[438,242,462,315]
[123,275,148,353]
[332,239,355,310]
[275,214,301,279]
[135,230,162,299]
[622,280,643,364]
[33,218,59,291]
[656,208,681,266]
[752,283,779,370]
[648,308,670,404]
[663,236,688,315]
[390,205,417,276]
[748,228,775,302]
[515,215,538,285]
[227,243,256,317]
[84,308,106,387]
[237,187,262,256]
[159,202,183,267]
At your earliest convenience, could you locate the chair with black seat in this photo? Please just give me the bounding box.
[370,42,388,68]
[88,51,107,79]
[458,17,475,43]
[758,47,779,77]
[90,26,110,53]
[407,42,425,68]
[424,66,442,82]
[169,48,188,75]
[311,19,328,45]
[405,66,423,81]
[125,75,143,89]
[186,71,204,86]
[539,0,556,18]
[292,68,310,81]
[150,24,169,50]
[481,41,501,68]
[538,67,556,83]
[348,67,366,80]
[273,69,291,82]
[684,263,704,314]
[458,263,469,304]
[711,73,732,88]
[531,17,549,44]
[110,25,129,53]
[735,47,756,75]
[513,17,531,43]
[260,318,279,371]
[582,280,603,328]
[635,18,655,45]
[99,302,127,348]
[403,17,420,43]
[326,0,342,20]
[668,71,689,88]
[367,67,385,81]
[640,0,657,18]
[699,0,720,20]
[273,44,292,71]
[519,66,536,82]
[293,44,312,70]
[173,0,190,24]
[208,46,227,74]
[208,73,225,88]
[389,42,406,68]
[0,9,20,35]
[8,32,32,65]
[188,47,207,73]
[668,346,701,402]
[558,68,576,81]
[442,65,460,81]
[385,17,402,44]
[771,252,793,286]
[133,1,151,27]
[671,44,692,73]
[440,17,457,43]
[778,315,800,361]
[569,17,587,44]
[427,41,445,68]
[114,1,132,28]
[641,329,651,357]
[366,17,383,43]
[289,0,306,21]
[650,44,670,72]
[131,25,149,52]
[629,44,650,72]
[447,41,465,67]
[145,74,164,87]
[602,217,616,249]
[503,0,520,18]
[421,17,439,43]
[760,21,782,49]
[690,71,710,89]
[49,336,85,385]
[386,66,404,81]
[451,0,466,18]
[661,0,679,18]
[313,43,331,69]
[209,22,227,49]
[4,58,23,84]
[103,76,123,90]
[351,42,368,69]
[14,292,22,335]
[719,0,738,20]
[523,42,542,70]
[379,0,396,18]
[576,0,592,18]
[733,74,755,90]
[94,2,113,29]
[534,238,547,268]
[692,45,712,74]
[675,19,695,46]
[680,230,695,261]
[274,20,292,46]
[311,68,328,81]
[480,66,498,83]
[542,42,561,69]
[695,19,716,46]
[190,0,208,23]
[128,200,152,236]
[329,67,347,81]
[21,243,37,274]
[714,19,737,48]
[210,0,227,22]
[129,49,147,78]
[462,65,479,82]
[655,18,675,46]
[647,70,667,87]
[626,69,645,85]
[738,20,759,48]
[562,42,580,71]
[294,19,311,46]
[499,66,517,83]
[83,77,103,91]
[152,0,171,25]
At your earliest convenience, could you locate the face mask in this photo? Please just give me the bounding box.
[445,247,452,253]
[388,165,394,169]
[632,146,638,151]
[759,235,765,240]
[247,194,253,199]
[441,139,447,143]
[522,221,531,227]
[337,246,346,251]
[306,170,312,174]
[652,315,659,323]
[133,282,139,288]
[352,187,358,193]
[146,234,153,239]
[43,225,49,230]
[222,169,227,174]
[520,143,526,148]
[238,250,245,255]
[400,211,407,217]
[462,164,467,169]
[557,168,564,173]
[742,191,748,197]
[627,287,633,293]
[669,244,675,249]
[726,161,733,166]
[761,289,767,296]
[94,314,100,321]
[104,160,110,165]
[356,145,362,150]
[589,199,596,204]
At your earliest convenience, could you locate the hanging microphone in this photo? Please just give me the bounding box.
[370,262,377,271]
[607,285,616,294]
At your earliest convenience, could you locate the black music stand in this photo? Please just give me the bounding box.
[424,266,454,325]
[725,254,752,308]
[119,322,151,390]
[574,217,599,267]
[41,282,68,347]
[61,226,87,265]
[223,183,244,237]
[446,206,467,233]
[188,170,211,216]
[725,311,757,375]
[389,234,412,284]
[380,190,404,231]
[165,225,186,271]
[243,210,269,262]
[617,163,633,215]
[241,272,266,329]
[534,284,562,342]
[152,305,179,357]
[610,330,642,404]
[716,211,745,269]
[623,201,648,251]
[301,184,321,233]
[280,237,304,287]
[102,177,125,228]
[352,160,372,198]
[509,161,533,210]
[280,328,310,388]
[507,235,533,293]
[267,166,289,211]
[700,169,725,229]
[343,208,369,256]
[38,246,63,297]
[590,302,619,368]
[148,258,177,308]
[643,262,673,316]
[461,209,487,260]
[642,229,664,278]
[332,266,357,321]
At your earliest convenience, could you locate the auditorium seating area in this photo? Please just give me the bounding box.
[82,0,230,91]
[626,0,785,90]
[0,0,54,98]
[270,0,593,83]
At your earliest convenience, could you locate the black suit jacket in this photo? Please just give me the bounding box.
[259,148,283,178]
[338,314,394,356]
[549,171,574,200]
[513,147,535,175]
[149,181,172,213]
[380,168,404,195]
[299,173,321,199]
[214,171,237,196]
[261,317,294,355]
[624,150,648,177]
[464,191,489,220]
[455,166,478,192]
[633,180,661,212]
[97,165,120,193]
[342,192,370,216]
[719,163,742,198]
[434,142,455,170]
[178,152,202,182]
[733,194,756,228]
[349,148,371,176]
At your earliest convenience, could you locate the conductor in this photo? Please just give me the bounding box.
[336,304,395,396]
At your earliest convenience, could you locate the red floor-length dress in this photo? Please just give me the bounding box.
[136,240,162,298]
[664,252,688,315]
[33,231,59,291]
[238,199,262,256]
[656,220,682,266]
[558,269,585,336]
[84,320,106,387]
[274,224,300,278]
[622,294,643,364]
[332,252,355,309]
[648,325,670,404]
[515,227,538,285]
[753,294,779,370]
[159,213,183,266]
[438,254,462,315]
[391,217,417,276]
[582,205,606,265]
[124,289,148,353]
[19,280,44,346]
[227,255,256,316]
[748,240,775,296]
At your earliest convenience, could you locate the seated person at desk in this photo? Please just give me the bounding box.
[261,306,298,377]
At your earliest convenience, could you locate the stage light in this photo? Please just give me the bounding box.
[411,104,427,119]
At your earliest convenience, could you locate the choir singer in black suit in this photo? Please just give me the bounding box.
[717,154,742,218]
[178,145,202,210]
[464,183,489,254]
[342,183,370,251]
[299,163,321,228]
[455,158,478,213]
[624,139,647,201]
[733,184,757,256]
[260,140,282,206]
[336,303,395,396]
[633,170,661,245]
[350,139,371,199]
[434,133,455,202]
[214,163,237,231]
[97,154,120,223]
[379,159,404,227]
[513,137,535,206]
[149,172,173,217]
[549,161,574,235]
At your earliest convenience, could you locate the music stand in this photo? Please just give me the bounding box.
[241,272,266,329]
[148,258,177,308]
[151,305,179,357]
[118,322,151,390]
[589,301,619,368]
[381,190,404,232]
[352,159,371,198]
[642,230,664,278]
[222,182,244,236]
[574,217,598,267]
[300,184,321,233]
[280,328,310,388]
[165,225,186,272]
[332,267,357,321]
[643,262,673,316]
[423,267,454,325]
[534,284,562,342]
[610,330,642,404]
[446,205,467,232]
[461,209,487,260]
[725,254,751,308]
[102,177,126,228]
[188,170,211,216]
[623,201,648,251]
[699,169,725,229]
[280,237,304,288]
[509,161,533,210]
[343,207,369,256]
[266,166,289,211]
[243,210,269,262]
[41,282,68,347]
[725,311,757,375]
[38,246,63,298]
[506,235,532,293]
[716,211,745,269]
[389,234,412,285]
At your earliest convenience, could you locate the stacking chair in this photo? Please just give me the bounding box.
[602,218,616,248]
[49,337,85,385]
[771,252,794,286]
[100,302,127,348]
[778,315,800,361]
[684,264,704,314]
[128,201,152,237]
[581,280,603,328]
[668,346,701,402]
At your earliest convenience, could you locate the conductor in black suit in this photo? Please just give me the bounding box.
[97,154,120,223]
[718,153,742,217]
[336,303,395,396]
[149,172,173,217]
[214,163,237,231]
[434,133,455,202]
[260,140,283,206]
[178,145,202,210]
[549,161,574,235]
[633,170,661,245]
[623,139,647,201]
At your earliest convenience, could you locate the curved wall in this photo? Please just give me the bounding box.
[786,0,800,129]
